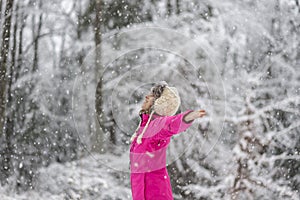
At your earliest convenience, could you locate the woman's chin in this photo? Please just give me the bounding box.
[141,105,149,110]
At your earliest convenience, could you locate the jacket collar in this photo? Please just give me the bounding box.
[139,112,162,126]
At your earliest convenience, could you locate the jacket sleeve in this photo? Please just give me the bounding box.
[154,110,195,140]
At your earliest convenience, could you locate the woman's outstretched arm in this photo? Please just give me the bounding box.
[153,109,206,140]
[183,109,206,123]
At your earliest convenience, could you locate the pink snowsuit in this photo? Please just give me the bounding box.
[130,110,194,200]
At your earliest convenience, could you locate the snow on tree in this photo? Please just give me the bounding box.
[0,0,298,199]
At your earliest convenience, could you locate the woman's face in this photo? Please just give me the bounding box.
[141,93,155,110]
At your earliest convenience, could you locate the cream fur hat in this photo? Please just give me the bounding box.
[153,86,181,116]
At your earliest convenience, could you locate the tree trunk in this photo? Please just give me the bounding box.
[4,0,18,187]
[0,0,14,135]
[0,0,3,41]
[15,9,26,82]
[0,0,2,16]
[0,0,14,184]
[5,0,18,160]
[32,3,42,73]
[295,0,300,13]
[94,0,106,152]
[94,0,102,68]
[11,2,17,70]
[167,0,172,17]
[14,7,26,131]
[94,0,116,149]
[176,0,180,15]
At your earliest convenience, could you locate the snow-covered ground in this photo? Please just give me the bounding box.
[1,0,299,199]
[0,153,132,200]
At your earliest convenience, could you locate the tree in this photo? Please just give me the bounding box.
[0,0,14,184]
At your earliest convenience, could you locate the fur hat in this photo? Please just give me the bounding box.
[153,86,181,116]
[131,82,181,144]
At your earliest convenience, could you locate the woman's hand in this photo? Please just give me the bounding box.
[183,110,206,123]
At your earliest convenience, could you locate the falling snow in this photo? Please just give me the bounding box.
[0,0,299,199]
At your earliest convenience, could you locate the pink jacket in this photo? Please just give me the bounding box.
[130,110,194,200]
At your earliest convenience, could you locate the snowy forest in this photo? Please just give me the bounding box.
[0,0,299,199]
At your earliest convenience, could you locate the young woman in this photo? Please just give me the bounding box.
[129,82,206,200]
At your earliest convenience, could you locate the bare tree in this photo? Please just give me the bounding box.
[3,0,19,184]
[167,0,172,17]
[94,0,107,150]
[176,0,180,15]
[0,0,14,135]
[0,0,3,39]
[31,1,43,74]
[0,0,14,183]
